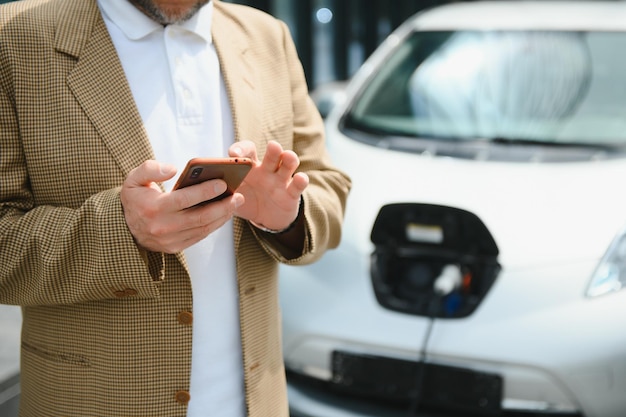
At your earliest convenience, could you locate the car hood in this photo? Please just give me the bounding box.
[329,137,626,269]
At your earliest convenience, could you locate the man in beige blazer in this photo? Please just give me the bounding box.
[0,0,351,416]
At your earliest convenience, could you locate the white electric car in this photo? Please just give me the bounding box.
[280,2,626,417]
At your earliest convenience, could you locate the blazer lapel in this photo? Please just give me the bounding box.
[57,0,154,177]
[212,6,263,147]
[212,6,266,250]
[54,0,193,270]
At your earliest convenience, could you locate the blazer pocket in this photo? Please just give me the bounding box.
[22,341,91,367]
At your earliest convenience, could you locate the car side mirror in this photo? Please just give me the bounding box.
[310,81,347,119]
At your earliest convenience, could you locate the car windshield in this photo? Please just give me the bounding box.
[343,30,626,150]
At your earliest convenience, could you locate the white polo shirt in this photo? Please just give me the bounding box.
[97,1,245,416]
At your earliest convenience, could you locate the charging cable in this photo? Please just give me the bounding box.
[409,264,462,416]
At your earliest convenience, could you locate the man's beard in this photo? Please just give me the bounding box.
[128,0,210,25]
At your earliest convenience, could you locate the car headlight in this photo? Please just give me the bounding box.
[587,229,626,297]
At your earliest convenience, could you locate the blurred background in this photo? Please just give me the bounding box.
[222,0,463,89]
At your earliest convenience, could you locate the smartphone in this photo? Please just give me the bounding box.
[173,157,253,204]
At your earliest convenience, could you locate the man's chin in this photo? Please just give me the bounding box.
[128,0,210,25]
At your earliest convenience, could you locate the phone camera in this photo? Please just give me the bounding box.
[191,167,203,179]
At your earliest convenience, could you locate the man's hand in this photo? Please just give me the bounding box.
[120,160,243,253]
[229,140,309,232]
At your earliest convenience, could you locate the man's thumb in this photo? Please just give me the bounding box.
[128,160,177,186]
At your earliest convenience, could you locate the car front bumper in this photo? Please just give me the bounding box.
[281,253,626,417]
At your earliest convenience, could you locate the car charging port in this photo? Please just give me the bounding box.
[370,203,501,319]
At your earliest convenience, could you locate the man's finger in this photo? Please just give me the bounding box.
[229,140,259,161]
[287,172,309,198]
[127,160,177,187]
[261,141,288,173]
[169,179,228,211]
[275,150,300,179]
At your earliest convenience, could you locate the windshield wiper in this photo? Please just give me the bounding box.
[488,137,623,150]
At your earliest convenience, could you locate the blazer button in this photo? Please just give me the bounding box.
[178,311,193,326]
[175,390,190,404]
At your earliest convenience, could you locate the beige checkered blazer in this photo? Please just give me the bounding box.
[0,0,351,416]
